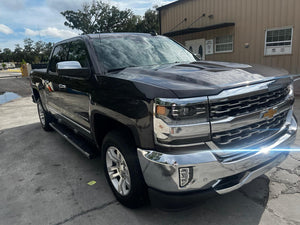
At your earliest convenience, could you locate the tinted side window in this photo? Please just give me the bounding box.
[68,40,90,68]
[49,44,69,72]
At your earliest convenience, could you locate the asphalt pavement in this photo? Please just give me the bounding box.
[0,75,299,225]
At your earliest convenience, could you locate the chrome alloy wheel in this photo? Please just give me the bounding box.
[106,146,131,196]
[38,102,46,126]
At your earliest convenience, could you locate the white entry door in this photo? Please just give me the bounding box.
[185,39,205,60]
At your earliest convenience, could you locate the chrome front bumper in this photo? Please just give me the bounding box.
[137,114,297,194]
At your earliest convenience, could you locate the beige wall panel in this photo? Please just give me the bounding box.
[234,0,241,61]
[160,0,300,74]
[191,0,197,25]
[292,0,299,73]
[202,0,207,26]
[274,1,285,70]
[281,0,290,71]
[249,0,257,64]
[256,0,264,65]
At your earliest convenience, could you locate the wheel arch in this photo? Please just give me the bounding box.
[91,111,141,151]
[32,87,40,102]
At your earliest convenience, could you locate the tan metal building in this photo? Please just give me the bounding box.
[158,0,300,76]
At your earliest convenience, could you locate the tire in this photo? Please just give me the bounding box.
[37,99,53,131]
[102,130,148,208]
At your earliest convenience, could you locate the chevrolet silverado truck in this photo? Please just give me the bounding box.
[30,33,298,209]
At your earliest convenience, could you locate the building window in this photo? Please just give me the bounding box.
[265,27,293,56]
[215,35,233,53]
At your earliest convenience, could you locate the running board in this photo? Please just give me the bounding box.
[49,122,97,159]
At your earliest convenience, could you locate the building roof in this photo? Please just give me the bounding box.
[157,0,185,11]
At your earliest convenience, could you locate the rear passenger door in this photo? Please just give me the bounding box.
[57,39,92,136]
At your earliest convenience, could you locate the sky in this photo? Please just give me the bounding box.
[0,0,174,50]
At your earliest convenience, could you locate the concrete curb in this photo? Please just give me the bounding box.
[0,73,22,78]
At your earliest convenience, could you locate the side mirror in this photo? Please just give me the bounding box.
[56,61,90,79]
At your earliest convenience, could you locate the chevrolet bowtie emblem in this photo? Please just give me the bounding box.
[262,108,278,119]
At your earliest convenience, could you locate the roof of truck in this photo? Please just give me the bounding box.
[55,33,157,45]
[87,33,155,38]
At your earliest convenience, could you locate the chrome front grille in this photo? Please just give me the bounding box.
[208,80,294,162]
[212,111,288,148]
[210,87,289,120]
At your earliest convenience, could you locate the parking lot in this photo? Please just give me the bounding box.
[0,74,300,225]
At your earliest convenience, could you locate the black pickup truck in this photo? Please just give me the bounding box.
[30,33,298,209]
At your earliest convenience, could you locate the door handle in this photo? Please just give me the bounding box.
[58,84,67,89]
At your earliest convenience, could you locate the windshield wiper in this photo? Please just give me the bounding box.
[107,65,137,73]
[107,67,128,73]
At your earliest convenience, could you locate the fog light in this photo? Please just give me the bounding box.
[179,167,193,187]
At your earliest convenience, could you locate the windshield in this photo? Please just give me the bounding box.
[92,35,196,72]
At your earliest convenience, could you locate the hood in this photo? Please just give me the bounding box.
[108,61,290,98]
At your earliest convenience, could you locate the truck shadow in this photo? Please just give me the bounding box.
[131,176,270,225]
[0,122,271,225]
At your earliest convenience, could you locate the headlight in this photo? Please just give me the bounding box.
[155,97,209,124]
[154,97,210,147]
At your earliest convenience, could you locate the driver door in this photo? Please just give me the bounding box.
[45,43,69,116]
[57,39,92,134]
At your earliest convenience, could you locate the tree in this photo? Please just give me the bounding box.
[136,9,159,33]
[42,42,54,62]
[23,38,35,63]
[13,44,23,62]
[1,48,12,62]
[34,41,44,55]
[0,39,53,63]
[61,1,139,34]
[33,41,45,63]
[23,38,34,53]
